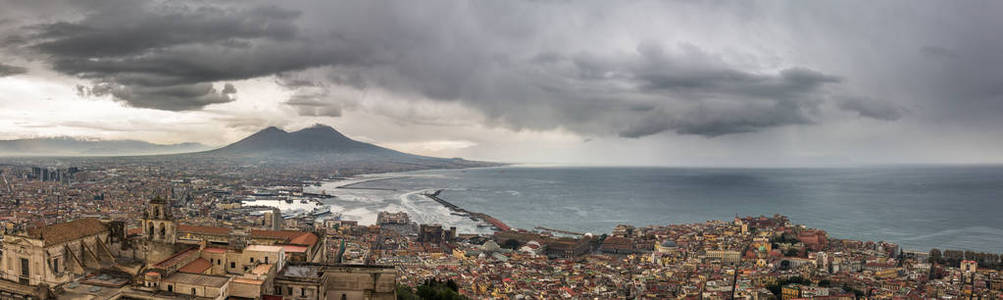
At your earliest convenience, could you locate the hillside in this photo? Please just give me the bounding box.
[0,137,209,156]
[195,124,497,170]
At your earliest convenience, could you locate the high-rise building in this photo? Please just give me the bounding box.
[263,208,282,230]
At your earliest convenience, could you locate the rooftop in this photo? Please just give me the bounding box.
[250,230,319,247]
[153,247,198,269]
[179,258,212,274]
[25,218,107,246]
[280,264,324,278]
[245,245,285,252]
[178,224,233,236]
[164,272,230,288]
[280,245,308,253]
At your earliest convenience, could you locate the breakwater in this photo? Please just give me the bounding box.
[424,189,511,231]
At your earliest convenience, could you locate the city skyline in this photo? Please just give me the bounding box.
[2,0,1003,166]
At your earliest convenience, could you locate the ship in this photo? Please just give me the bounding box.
[311,206,332,216]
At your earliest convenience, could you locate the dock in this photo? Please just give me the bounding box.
[423,189,511,231]
[301,192,336,198]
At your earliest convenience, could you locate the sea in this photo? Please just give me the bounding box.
[298,165,1003,253]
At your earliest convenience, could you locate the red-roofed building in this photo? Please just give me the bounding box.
[179,258,212,274]
[250,230,325,262]
[177,224,233,244]
[797,230,828,251]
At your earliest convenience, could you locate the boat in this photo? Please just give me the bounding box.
[311,206,332,216]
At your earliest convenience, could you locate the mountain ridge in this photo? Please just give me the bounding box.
[207,124,401,156]
[193,124,497,171]
[0,137,210,156]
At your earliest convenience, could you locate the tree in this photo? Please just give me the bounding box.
[501,239,521,250]
[407,279,469,300]
[397,285,421,300]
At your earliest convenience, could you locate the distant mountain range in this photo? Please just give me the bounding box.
[0,137,209,156]
[0,125,497,172]
[195,124,494,170]
[207,125,386,156]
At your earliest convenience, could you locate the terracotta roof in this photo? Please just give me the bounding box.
[280,245,308,253]
[204,247,227,254]
[251,264,272,275]
[178,224,232,235]
[233,278,264,285]
[26,218,107,246]
[290,232,319,246]
[164,273,230,288]
[250,229,300,240]
[154,247,198,269]
[179,258,212,274]
[250,230,319,247]
[600,237,634,250]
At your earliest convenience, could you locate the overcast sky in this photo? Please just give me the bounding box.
[1,0,1001,166]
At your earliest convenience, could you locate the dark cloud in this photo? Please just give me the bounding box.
[102,83,235,111]
[537,44,844,137]
[12,0,970,139]
[0,63,26,76]
[22,1,310,111]
[277,73,348,117]
[221,83,237,95]
[837,97,905,121]
[286,96,343,117]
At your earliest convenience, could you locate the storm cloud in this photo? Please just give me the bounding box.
[1,0,890,137]
[0,63,26,76]
[22,1,315,110]
[3,0,1002,146]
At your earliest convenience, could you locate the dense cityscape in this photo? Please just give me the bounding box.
[1,158,1002,300]
[2,0,1003,299]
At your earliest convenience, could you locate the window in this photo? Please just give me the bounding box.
[265,257,269,264]
[53,258,59,273]
[301,288,306,297]
[167,285,173,292]
[287,287,292,295]
[250,257,254,263]
[191,288,196,295]
[20,258,29,277]
[230,262,235,268]
[216,259,221,265]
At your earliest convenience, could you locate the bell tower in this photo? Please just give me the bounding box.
[143,196,177,244]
